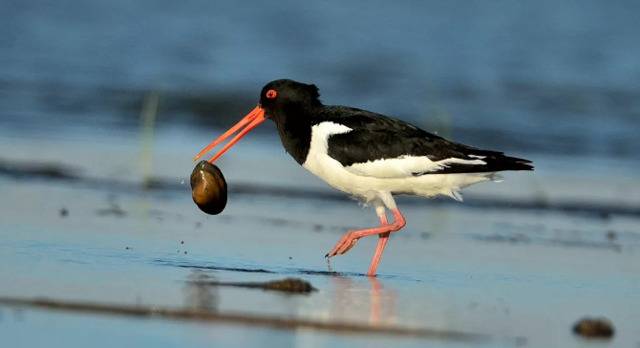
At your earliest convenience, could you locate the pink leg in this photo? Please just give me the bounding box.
[368,232,390,276]
[368,209,405,276]
[325,208,406,275]
[368,214,389,276]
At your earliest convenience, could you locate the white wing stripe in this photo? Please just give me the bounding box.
[345,155,486,178]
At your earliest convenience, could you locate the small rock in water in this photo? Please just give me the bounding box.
[262,278,316,293]
[190,161,227,215]
[573,317,614,338]
[187,277,316,294]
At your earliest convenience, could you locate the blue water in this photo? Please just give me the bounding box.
[1,0,639,159]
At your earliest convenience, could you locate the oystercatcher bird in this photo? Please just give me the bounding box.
[194,79,533,276]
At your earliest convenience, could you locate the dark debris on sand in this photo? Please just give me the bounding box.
[573,317,615,338]
[0,158,79,181]
[261,278,316,293]
[188,277,316,294]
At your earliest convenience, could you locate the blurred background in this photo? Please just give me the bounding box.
[1,1,639,347]
[2,0,639,166]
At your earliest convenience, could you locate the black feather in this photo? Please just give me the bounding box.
[320,106,533,174]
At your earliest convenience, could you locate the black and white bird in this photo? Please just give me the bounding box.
[194,79,533,276]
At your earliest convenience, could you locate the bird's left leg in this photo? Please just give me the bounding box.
[325,196,405,261]
[368,193,405,275]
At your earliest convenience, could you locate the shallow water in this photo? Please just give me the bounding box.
[1,133,639,347]
[1,1,640,347]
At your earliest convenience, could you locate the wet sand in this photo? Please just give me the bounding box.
[1,132,639,347]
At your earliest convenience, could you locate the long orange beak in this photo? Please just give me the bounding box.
[193,105,267,163]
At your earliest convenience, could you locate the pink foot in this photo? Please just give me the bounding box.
[325,208,406,276]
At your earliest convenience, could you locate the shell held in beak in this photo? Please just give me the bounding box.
[190,161,227,215]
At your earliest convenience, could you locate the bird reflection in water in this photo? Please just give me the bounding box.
[329,276,397,326]
[183,268,397,325]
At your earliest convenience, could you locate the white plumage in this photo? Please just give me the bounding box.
[302,121,497,206]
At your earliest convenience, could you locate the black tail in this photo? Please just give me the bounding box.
[473,151,534,172]
[424,150,534,174]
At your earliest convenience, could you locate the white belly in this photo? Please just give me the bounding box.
[302,122,496,202]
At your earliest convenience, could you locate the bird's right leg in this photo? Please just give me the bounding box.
[325,200,405,262]
[368,204,391,276]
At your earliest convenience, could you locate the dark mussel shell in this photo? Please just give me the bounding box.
[190,161,227,215]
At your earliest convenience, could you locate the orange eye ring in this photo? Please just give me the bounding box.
[266,89,277,99]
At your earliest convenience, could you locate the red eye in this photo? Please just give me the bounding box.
[266,89,277,99]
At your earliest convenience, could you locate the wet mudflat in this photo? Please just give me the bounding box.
[1,131,639,348]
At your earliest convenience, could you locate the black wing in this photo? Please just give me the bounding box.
[320,106,533,175]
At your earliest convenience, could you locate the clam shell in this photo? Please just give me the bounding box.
[190,161,227,215]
